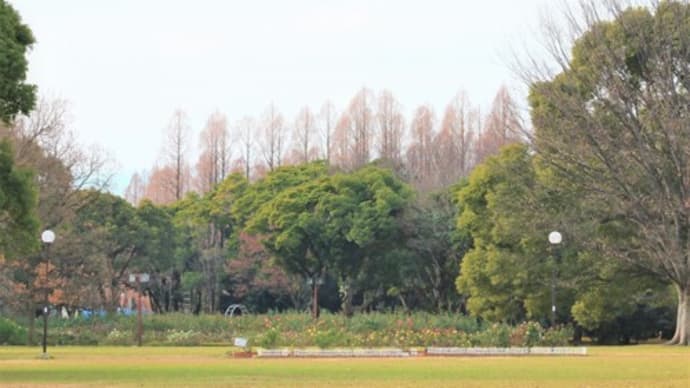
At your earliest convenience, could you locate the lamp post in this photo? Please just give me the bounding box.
[129,273,149,346]
[40,229,55,358]
[307,276,324,320]
[548,231,562,327]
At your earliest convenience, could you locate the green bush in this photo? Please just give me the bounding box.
[540,325,573,346]
[470,324,511,347]
[314,328,345,348]
[510,322,544,347]
[0,317,27,345]
[256,327,280,348]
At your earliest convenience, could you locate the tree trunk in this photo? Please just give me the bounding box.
[340,279,354,318]
[397,295,409,314]
[668,285,688,345]
[311,282,320,320]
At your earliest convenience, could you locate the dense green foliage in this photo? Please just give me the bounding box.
[0,316,26,344]
[0,0,38,258]
[0,139,37,258]
[529,0,690,344]
[247,164,414,316]
[0,0,36,122]
[455,145,674,342]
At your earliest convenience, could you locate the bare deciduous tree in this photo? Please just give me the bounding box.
[259,103,286,172]
[124,171,147,206]
[319,100,337,164]
[162,109,191,201]
[235,116,255,180]
[10,98,115,226]
[434,91,477,186]
[475,86,523,165]
[143,164,180,205]
[346,88,376,169]
[332,113,353,169]
[292,106,318,164]
[3,96,114,342]
[406,104,436,191]
[196,111,232,193]
[376,90,404,164]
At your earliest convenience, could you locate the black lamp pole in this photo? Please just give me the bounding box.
[42,243,49,355]
[548,231,562,327]
[40,230,55,358]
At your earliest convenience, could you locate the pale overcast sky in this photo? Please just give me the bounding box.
[14,0,549,193]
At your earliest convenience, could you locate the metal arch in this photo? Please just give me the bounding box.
[223,304,248,317]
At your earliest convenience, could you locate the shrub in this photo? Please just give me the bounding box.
[102,328,133,346]
[510,322,544,347]
[256,327,280,348]
[470,323,511,347]
[314,328,345,348]
[0,317,27,345]
[165,329,202,346]
[540,325,573,346]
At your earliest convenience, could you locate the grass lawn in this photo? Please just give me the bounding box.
[0,345,687,387]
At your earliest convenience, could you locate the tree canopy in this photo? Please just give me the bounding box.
[529,0,690,344]
[0,0,36,123]
[0,139,37,258]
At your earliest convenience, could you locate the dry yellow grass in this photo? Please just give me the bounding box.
[0,345,687,387]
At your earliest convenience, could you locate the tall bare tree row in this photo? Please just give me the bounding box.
[129,85,524,204]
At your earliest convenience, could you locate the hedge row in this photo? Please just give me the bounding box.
[4,312,573,347]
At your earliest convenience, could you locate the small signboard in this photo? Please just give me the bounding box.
[128,273,150,283]
[234,337,248,348]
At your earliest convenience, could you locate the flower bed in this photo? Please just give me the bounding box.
[8,312,574,347]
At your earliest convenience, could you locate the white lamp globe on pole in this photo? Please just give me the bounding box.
[41,230,55,244]
[548,231,562,245]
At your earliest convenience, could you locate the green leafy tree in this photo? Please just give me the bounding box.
[456,145,552,323]
[324,166,413,316]
[136,201,177,273]
[456,144,669,339]
[0,0,38,302]
[69,190,145,310]
[172,173,249,313]
[0,139,37,258]
[0,0,36,122]
[247,164,412,318]
[247,172,332,318]
[234,162,328,225]
[399,189,469,313]
[529,0,690,344]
